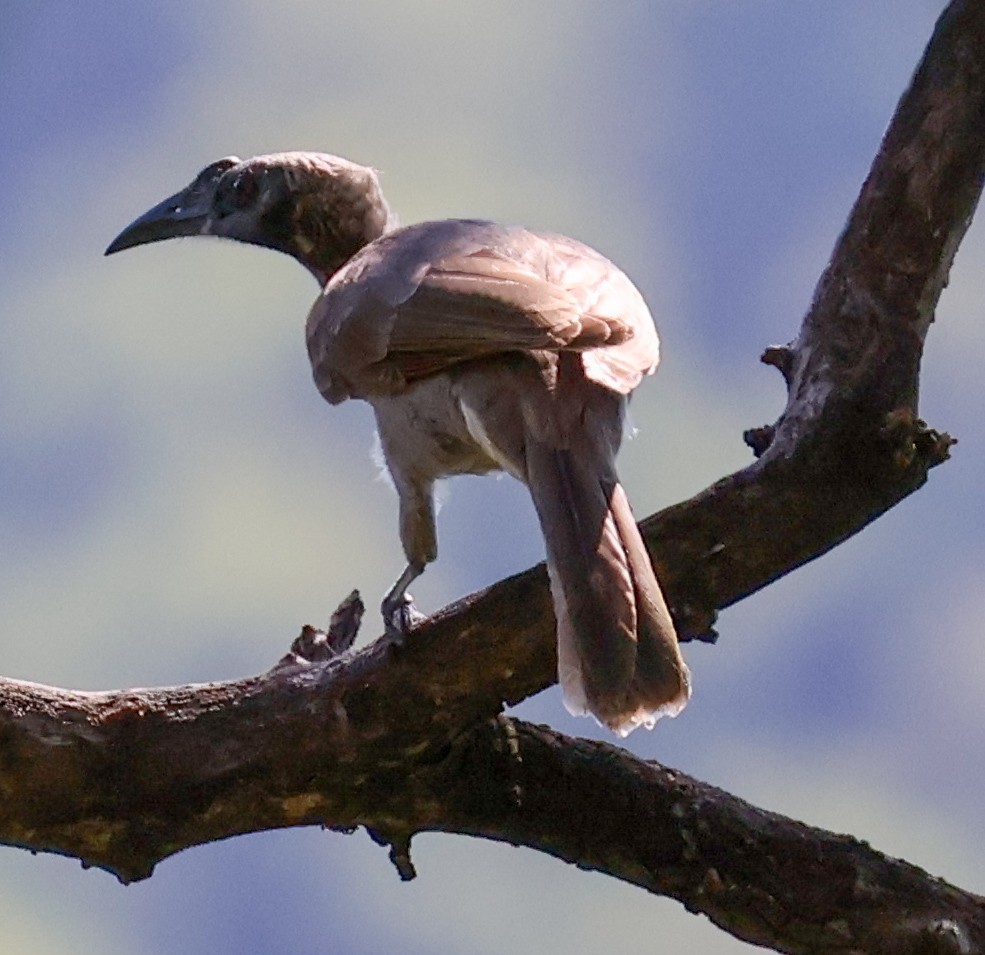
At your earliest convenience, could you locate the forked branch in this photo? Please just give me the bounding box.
[2,2,984,952]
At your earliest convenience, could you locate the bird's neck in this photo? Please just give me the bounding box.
[290,175,395,287]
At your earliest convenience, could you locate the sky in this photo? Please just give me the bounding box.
[1,2,981,953]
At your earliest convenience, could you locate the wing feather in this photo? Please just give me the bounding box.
[306,219,659,403]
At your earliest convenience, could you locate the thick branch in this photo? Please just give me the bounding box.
[441,722,985,955]
[2,2,985,954]
[2,670,985,953]
[652,0,983,637]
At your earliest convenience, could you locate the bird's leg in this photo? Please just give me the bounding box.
[381,560,427,641]
[378,467,436,641]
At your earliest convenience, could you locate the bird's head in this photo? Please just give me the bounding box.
[105,152,395,284]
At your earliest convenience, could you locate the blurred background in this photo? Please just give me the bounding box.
[1,1,980,952]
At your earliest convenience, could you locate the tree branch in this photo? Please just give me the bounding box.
[2,1,985,953]
[441,721,985,955]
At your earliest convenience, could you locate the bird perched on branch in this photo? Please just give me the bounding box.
[106,151,690,735]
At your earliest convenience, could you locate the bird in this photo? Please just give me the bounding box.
[105,151,691,735]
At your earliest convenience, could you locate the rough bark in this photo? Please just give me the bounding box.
[2,1,985,953]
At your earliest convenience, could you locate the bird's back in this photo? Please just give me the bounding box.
[306,219,660,404]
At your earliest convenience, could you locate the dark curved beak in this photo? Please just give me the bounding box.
[105,185,211,256]
[105,158,239,256]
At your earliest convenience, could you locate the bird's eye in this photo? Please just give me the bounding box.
[229,170,259,208]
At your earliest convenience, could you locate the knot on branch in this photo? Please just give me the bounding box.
[761,344,797,386]
[743,424,776,458]
[903,917,974,955]
[671,544,724,643]
[880,407,956,473]
[366,826,417,881]
[743,346,798,458]
[280,591,365,666]
[674,602,720,644]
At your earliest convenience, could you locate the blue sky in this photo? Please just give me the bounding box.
[2,3,980,953]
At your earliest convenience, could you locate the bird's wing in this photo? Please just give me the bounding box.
[306,220,658,402]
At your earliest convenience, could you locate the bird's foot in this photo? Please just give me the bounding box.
[382,592,426,647]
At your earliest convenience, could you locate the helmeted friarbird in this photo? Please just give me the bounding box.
[106,151,690,735]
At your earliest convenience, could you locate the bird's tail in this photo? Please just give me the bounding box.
[524,440,691,736]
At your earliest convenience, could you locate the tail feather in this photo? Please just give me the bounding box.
[525,440,690,735]
[607,482,691,728]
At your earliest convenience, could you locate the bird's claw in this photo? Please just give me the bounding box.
[382,592,426,646]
